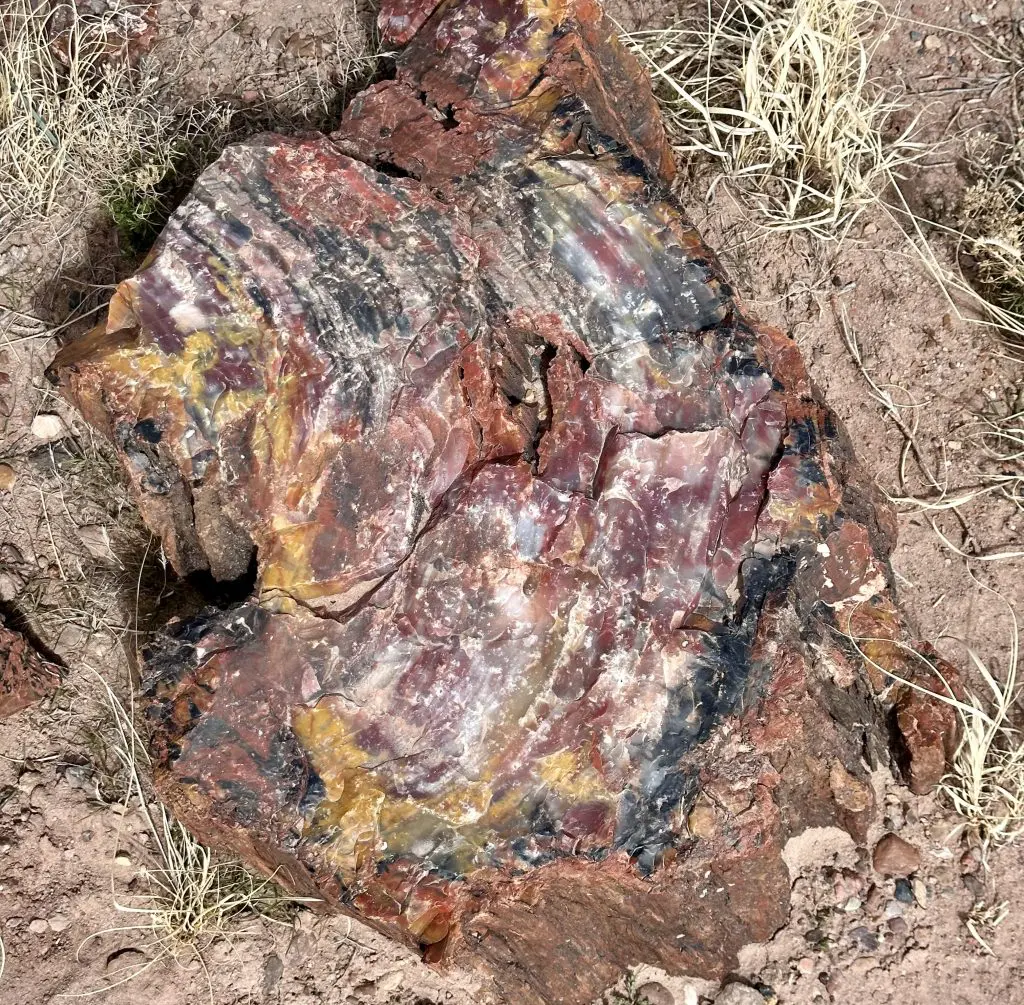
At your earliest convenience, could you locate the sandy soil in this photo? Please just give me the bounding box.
[1,0,1023,1003]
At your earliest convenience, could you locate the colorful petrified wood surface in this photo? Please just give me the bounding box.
[54,1,958,1000]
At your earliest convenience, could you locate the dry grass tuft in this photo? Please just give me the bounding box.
[0,0,231,245]
[69,672,308,997]
[958,132,1024,320]
[939,601,1024,854]
[622,0,924,239]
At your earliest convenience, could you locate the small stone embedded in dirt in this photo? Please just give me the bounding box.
[894,878,915,903]
[850,926,880,952]
[30,413,66,442]
[0,571,23,603]
[48,914,69,932]
[76,524,115,562]
[884,899,905,919]
[636,982,674,1005]
[715,985,765,1005]
[922,34,942,50]
[963,874,985,899]
[0,463,15,491]
[17,770,43,794]
[960,847,982,875]
[888,917,908,935]
[262,953,285,995]
[912,877,929,907]
[113,851,131,868]
[872,834,921,877]
[28,918,49,934]
[62,764,92,790]
[796,957,815,975]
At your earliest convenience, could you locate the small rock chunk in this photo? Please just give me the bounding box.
[636,982,673,1005]
[872,834,921,877]
[894,878,915,903]
[30,413,66,442]
[716,985,766,1005]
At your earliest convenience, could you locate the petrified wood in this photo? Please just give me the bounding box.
[0,620,58,718]
[53,1,958,1001]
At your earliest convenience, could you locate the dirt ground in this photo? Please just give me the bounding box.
[1,0,1023,1003]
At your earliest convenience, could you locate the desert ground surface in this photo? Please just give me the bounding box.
[1,0,1024,1003]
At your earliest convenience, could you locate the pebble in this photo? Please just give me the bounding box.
[923,34,943,51]
[850,926,880,952]
[17,771,43,795]
[872,834,921,877]
[30,413,66,442]
[716,984,765,1005]
[960,848,981,875]
[894,878,915,903]
[113,851,132,868]
[28,918,49,934]
[63,764,92,790]
[963,874,985,899]
[0,463,15,490]
[48,915,69,932]
[262,953,285,996]
[76,525,114,561]
[884,899,905,919]
[636,983,673,1005]
[912,878,928,908]
[843,896,863,913]
[804,927,824,945]
[0,543,22,564]
[887,917,908,935]
[797,957,815,975]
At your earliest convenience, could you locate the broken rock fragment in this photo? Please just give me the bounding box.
[0,620,58,718]
[53,1,960,1001]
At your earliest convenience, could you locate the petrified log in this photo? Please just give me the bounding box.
[53,1,958,1001]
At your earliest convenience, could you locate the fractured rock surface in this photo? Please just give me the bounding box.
[0,620,58,719]
[54,1,959,1001]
